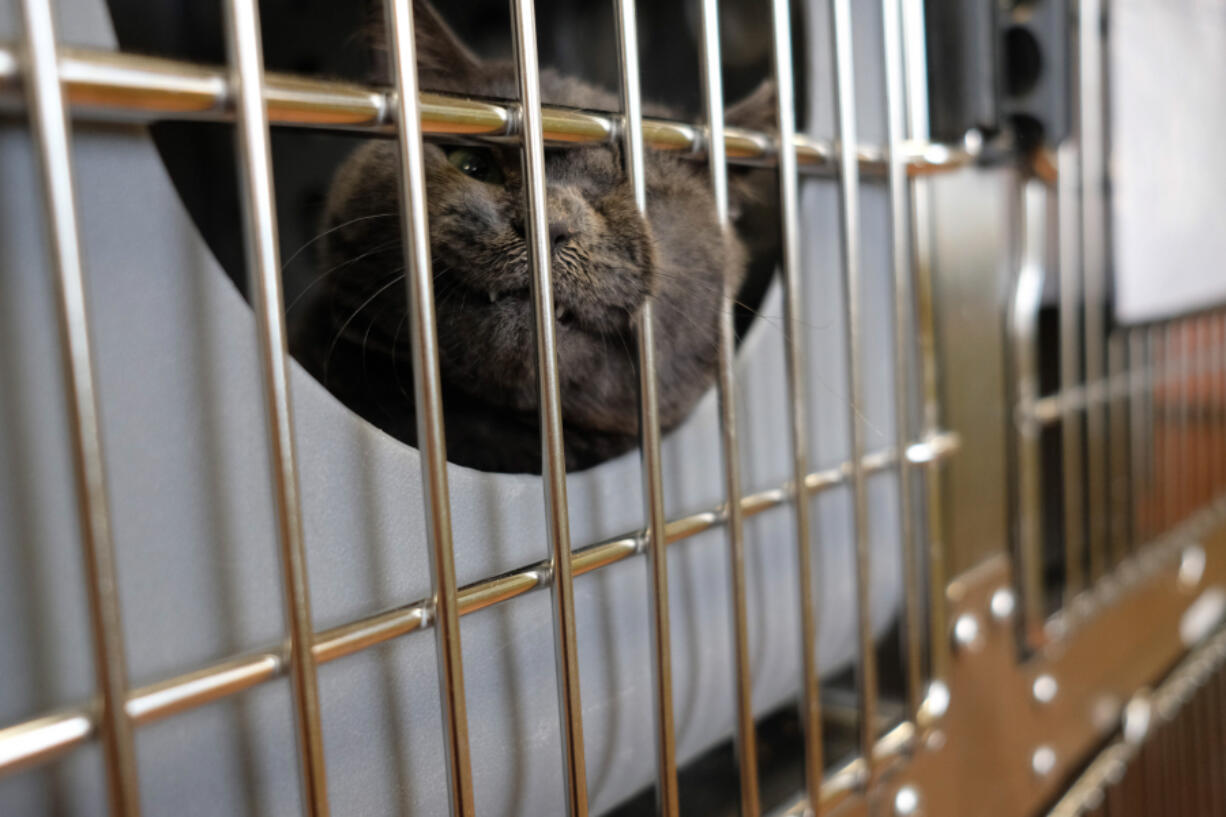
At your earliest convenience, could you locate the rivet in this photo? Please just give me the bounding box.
[1091,695,1121,733]
[990,587,1017,621]
[894,785,923,816]
[1032,745,1057,778]
[952,613,983,652]
[1179,544,1206,589]
[922,680,951,721]
[1032,674,1059,705]
[1044,613,1068,641]
[1123,696,1152,744]
[963,127,985,155]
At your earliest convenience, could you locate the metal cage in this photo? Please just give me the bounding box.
[1,0,1224,815]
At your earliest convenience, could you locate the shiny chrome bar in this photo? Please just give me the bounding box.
[1057,142,1086,602]
[828,0,878,774]
[769,0,823,806]
[612,1,679,813]
[773,722,923,816]
[1080,0,1109,578]
[881,0,922,724]
[383,0,475,813]
[222,0,329,813]
[0,43,976,177]
[507,0,589,813]
[1011,179,1048,646]
[900,0,950,689]
[699,0,760,813]
[0,435,959,779]
[16,0,142,812]
[1030,373,1145,425]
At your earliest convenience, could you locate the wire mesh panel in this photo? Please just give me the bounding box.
[0,0,969,812]
[3,0,1225,816]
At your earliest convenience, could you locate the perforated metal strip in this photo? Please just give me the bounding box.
[1047,630,1226,817]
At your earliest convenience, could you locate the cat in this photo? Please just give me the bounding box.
[291,0,776,473]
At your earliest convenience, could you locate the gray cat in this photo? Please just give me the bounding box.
[293,0,775,473]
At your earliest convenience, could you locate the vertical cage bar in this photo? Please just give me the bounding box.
[1210,663,1226,814]
[1156,326,1172,533]
[1208,316,1215,509]
[880,0,922,723]
[1107,332,1129,555]
[1057,141,1086,602]
[1168,323,1180,526]
[223,0,332,811]
[1214,314,1222,504]
[1177,322,1191,523]
[1217,312,1225,502]
[16,0,142,812]
[1147,326,1161,533]
[1145,328,1158,539]
[698,1,761,813]
[383,1,476,813]
[1011,179,1048,649]
[221,0,329,813]
[1128,329,1147,548]
[769,0,824,805]
[828,0,878,772]
[1196,319,1211,511]
[612,1,679,813]
[901,0,950,687]
[1219,311,1225,503]
[507,1,590,814]
[1079,0,1109,576]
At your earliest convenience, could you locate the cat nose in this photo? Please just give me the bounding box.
[549,221,571,249]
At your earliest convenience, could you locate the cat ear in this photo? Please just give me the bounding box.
[725,80,777,222]
[368,0,483,80]
[725,79,776,134]
[411,0,483,76]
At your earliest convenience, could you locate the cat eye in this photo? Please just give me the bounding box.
[446,147,504,185]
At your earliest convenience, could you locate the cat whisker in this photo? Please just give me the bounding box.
[282,212,395,272]
[286,237,402,315]
[323,270,406,387]
[390,314,413,404]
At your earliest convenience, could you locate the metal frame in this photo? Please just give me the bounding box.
[4,1,1226,816]
[699,2,760,814]
[382,0,475,812]
[769,0,824,810]
[0,0,962,812]
[222,1,330,813]
[14,1,141,813]
[0,45,974,176]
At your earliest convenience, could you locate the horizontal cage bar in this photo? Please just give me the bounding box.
[0,44,975,176]
[0,432,958,778]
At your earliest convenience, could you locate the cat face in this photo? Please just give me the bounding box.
[314,0,773,466]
